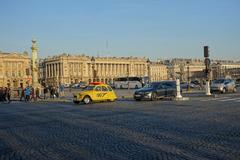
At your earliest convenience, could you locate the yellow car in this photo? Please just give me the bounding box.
[73,82,117,104]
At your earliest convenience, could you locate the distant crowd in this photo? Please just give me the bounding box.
[0,84,65,103]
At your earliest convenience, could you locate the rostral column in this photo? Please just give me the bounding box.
[31,39,40,88]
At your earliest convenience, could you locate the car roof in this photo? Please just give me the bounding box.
[89,83,110,87]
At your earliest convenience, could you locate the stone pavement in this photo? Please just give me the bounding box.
[0,99,240,160]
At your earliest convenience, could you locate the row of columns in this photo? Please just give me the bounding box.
[93,63,131,77]
[45,61,149,85]
[46,63,63,78]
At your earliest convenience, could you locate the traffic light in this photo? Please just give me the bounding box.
[204,46,209,57]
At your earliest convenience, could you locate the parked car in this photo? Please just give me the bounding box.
[210,79,237,93]
[64,83,71,88]
[134,81,177,101]
[79,82,87,89]
[235,78,240,87]
[72,83,80,88]
[180,82,195,89]
[73,82,117,104]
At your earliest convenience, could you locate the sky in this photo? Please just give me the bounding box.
[0,0,240,60]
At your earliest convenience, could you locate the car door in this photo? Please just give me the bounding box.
[92,86,102,101]
[101,86,109,100]
[165,82,176,96]
[156,83,166,97]
[227,79,234,91]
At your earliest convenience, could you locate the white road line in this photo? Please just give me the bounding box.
[218,98,240,102]
[200,97,231,101]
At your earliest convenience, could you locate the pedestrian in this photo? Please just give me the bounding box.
[60,84,65,97]
[0,87,4,102]
[43,87,48,99]
[2,87,7,102]
[6,87,11,103]
[56,86,59,98]
[50,87,55,99]
[25,86,31,102]
[30,87,36,101]
[20,86,25,101]
[36,87,41,100]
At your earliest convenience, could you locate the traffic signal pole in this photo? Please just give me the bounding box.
[204,46,211,96]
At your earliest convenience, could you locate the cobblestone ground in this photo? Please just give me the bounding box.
[0,99,240,160]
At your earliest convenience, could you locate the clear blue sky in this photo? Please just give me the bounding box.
[0,0,240,60]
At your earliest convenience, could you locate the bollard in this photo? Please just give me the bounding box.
[205,80,211,96]
[176,79,182,99]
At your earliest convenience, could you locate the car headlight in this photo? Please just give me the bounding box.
[219,84,224,90]
[144,92,152,95]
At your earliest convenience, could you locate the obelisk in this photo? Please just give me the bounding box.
[31,39,40,88]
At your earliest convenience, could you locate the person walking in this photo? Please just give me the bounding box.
[6,87,11,103]
[20,86,25,101]
[30,87,35,101]
[60,84,65,97]
[0,87,4,102]
[43,87,48,99]
[50,87,56,99]
[2,87,7,102]
[36,87,41,101]
[25,86,31,102]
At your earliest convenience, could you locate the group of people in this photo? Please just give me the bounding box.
[19,86,41,102]
[0,87,11,103]
[0,84,65,103]
[44,85,65,99]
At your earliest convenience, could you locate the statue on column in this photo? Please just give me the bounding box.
[31,39,41,89]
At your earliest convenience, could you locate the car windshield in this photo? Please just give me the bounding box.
[213,79,225,84]
[143,83,159,89]
[84,85,95,90]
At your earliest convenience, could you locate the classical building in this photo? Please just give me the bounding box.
[42,54,150,86]
[41,54,169,86]
[149,62,168,81]
[166,58,205,82]
[211,61,240,79]
[0,52,31,88]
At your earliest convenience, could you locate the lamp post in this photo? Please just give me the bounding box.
[91,56,96,82]
[147,58,151,83]
[127,65,130,89]
[186,61,190,91]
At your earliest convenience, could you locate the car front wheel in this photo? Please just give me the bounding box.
[222,88,226,94]
[151,92,157,101]
[233,87,237,93]
[83,96,91,104]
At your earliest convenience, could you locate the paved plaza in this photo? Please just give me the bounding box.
[0,91,240,160]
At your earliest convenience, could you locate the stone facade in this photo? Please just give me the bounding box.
[42,54,170,86]
[166,58,205,82]
[211,62,240,79]
[150,62,168,81]
[42,54,149,86]
[0,52,31,88]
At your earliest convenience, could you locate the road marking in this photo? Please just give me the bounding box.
[218,98,240,102]
[200,97,231,102]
